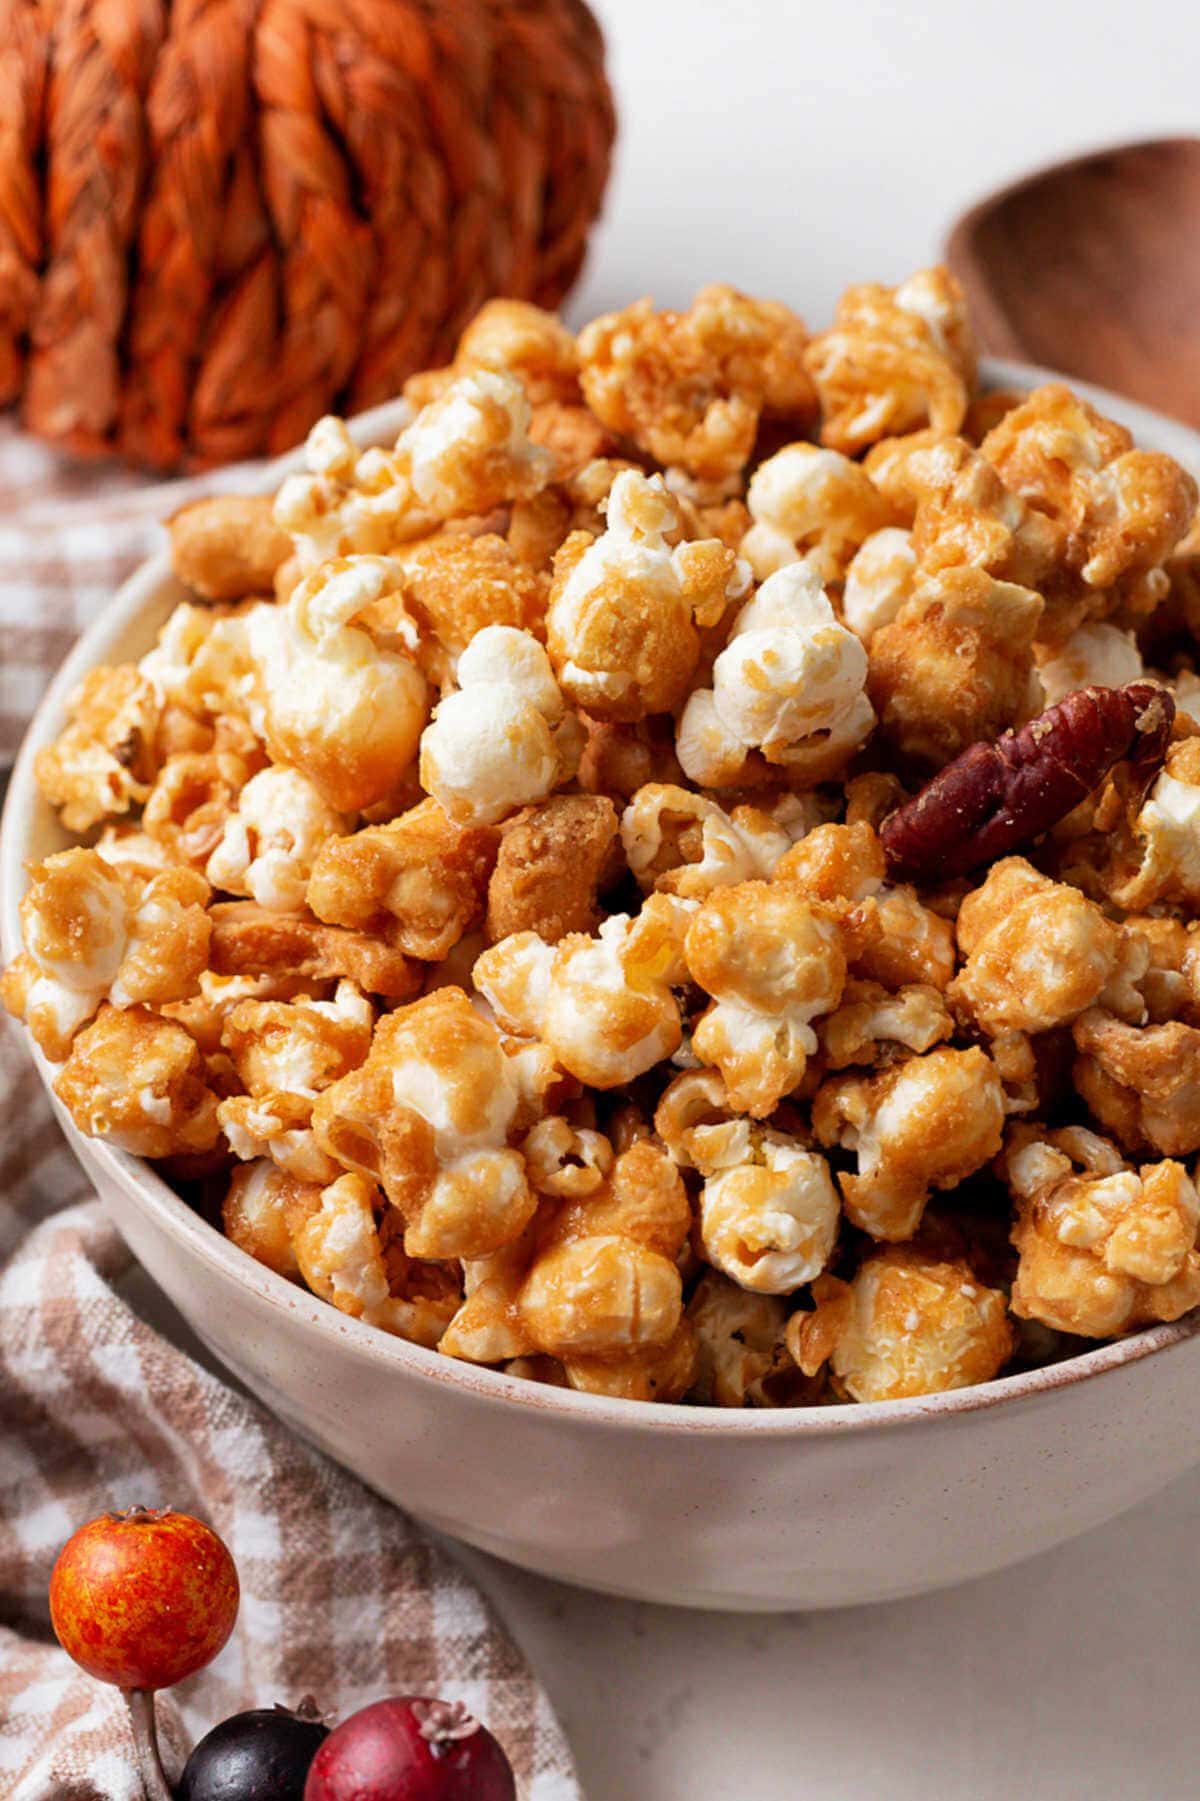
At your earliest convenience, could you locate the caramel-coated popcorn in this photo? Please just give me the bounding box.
[13,266,1200,1408]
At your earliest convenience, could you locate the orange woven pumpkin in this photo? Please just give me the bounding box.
[0,0,614,469]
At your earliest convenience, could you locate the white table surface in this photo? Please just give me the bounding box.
[130,4,1200,1793]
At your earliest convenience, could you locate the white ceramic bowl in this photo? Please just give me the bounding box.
[6,365,1200,1613]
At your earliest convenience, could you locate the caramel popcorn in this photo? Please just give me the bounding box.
[419,625,581,826]
[981,385,1198,626]
[950,858,1146,1036]
[312,987,550,1261]
[684,882,846,1115]
[1005,1125,1200,1337]
[546,469,747,719]
[308,798,498,960]
[792,1247,1014,1402]
[868,568,1044,766]
[35,666,163,833]
[813,1047,1005,1240]
[13,266,1200,1406]
[578,285,815,487]
[741,443,895,582]
[678,561,874,787]
[2,848,210,1061]
[54,1003,220,1157]
[803,269,975,455]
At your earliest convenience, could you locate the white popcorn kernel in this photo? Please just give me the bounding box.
[1037,622,1143,706]
[743,444,893,583]
[420,626,574,827]
[700,1137,839,1294]
[842,527,918,644]
[207,767,350,913]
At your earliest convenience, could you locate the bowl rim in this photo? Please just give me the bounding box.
[6,357,1200,1441]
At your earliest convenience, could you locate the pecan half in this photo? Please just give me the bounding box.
[880,682,1175,881]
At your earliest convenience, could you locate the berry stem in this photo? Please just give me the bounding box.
[122,1688,173,1801]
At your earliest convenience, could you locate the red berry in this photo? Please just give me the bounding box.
[49,1506,239,1691]
[304,1696,517,1801]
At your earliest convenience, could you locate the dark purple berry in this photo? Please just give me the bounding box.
[179,1702,329,1801]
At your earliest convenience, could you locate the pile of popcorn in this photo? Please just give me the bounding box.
[9,270,1200,1408]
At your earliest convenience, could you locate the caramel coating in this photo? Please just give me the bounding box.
[308,799,498,961]
[485,794,618,944]
[168,495,291,602]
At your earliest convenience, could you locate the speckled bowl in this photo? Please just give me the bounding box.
[5,368,1200,1612]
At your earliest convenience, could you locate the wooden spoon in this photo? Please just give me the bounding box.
[945,138,1200,428]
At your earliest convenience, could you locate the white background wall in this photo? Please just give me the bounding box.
[573,0,1196,332]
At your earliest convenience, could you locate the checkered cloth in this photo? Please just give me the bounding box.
[0,418,582,1801]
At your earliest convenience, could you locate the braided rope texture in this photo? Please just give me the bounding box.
[0,0,614,468]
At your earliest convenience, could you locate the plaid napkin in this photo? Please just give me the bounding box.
[0,418,582,1800]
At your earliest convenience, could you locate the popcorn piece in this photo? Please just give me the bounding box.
[699,1133,839,1293]
[286,1172,460,1346]
[578,286,815,486]
[522,1116,615,1198]
[168,495,291,602]
[1073,1008,1200,1158]
[1037,622,1144,707]
[868,568,1044,766]
[1107,738,1200,910]
[776,821,956,992]
[419,625,581,826]
[474,899,686,1088]
[560,1325,698,1402]
[398,370,553,518]
[308,798,498,960]
[248,555,428,812]
[907,434,1061,595]
[621,783,814,900]
[445,1140,691,1370]
[791,1247,1014,1401]
[217,981,375,1183]
[684,882,846,1115]
[54,1003,220,1157]
[842,527,918,645]
[443,299,581,405]
[143,732,263,869]
[206,766,351,913]
[518,1143,690,1360]
[390,531,548,677]
[818,979,954,1069]
[804,268,975,455]
[208,901,422,1000]
[276,377,552,567]
[951,858,1147,1036]
[686,1271,791,1406]
[440,1230,543,1366]
[1004,1125,1200,1337]
[654,1067,754,1175]
[137,601,264,733]
[519,1235,683,1358]
[485,794,618,943]
[982,384,1198,622]
[222,1160,312,1278]
[813,1046,1005,1240]
[546,470,747,720]
[313,988,548,1260]
[1,848,210,1061]
[741,443,895,583]
[680,562,874,787]
[35,666,162,833]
